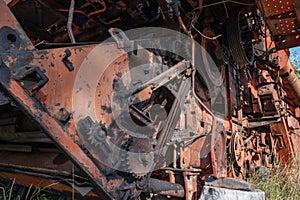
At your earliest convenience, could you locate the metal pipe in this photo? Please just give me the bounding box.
[265,37,300,107]
[177,16,190,36]
[143,178,185,198]
[87,0,107,16]
[280,60,300,106]
[67,0,76,43]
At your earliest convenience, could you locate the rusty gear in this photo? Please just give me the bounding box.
[229,132,246,179]
[124,138,155,178]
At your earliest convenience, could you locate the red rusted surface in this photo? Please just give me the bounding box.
[1,71,113,197]
[0,0,33,50]
[0,0,300,199]
[183,172,200,200]
[0,1,115,198]
[258,0,300,49]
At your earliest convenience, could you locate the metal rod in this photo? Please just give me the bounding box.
[133,60,190,95]
[143,178,185,198]
[67,0,76,43]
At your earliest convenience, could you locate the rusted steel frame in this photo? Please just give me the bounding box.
[183,172,199,200]
[258,0,299,49]
[265,10,296,20]
[0,2,120,198]
[274,33,300,50]
[270,119,294,162]
[258,0,295,18]
[0,0,34,50]
[262,36,300,108]
[282,118,295,158]
[213,129,227,178]
[287,115,300,157]
[191,70,217,176]
[209,119,218,177]
[0,79,112,199]
[182,71,225,178]
[192,39,227,178]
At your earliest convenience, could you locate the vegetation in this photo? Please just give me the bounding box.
[0,180,72,200]
[248,158,300,200]
[291,48,300,76]
[291,49,300,67]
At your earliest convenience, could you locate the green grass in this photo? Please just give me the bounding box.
[248,159,300,200]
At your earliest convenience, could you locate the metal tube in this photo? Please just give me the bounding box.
[143,178,185,198]
[280,60,300,105]
[67,0,76,43]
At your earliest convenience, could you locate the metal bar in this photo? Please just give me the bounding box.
[156,76,191,155]
[67,0,76,43]
[134,60,190,95]
[143,178,185,198]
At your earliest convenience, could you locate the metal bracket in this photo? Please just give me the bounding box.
[62,49,74,71]
[14,66,48,96]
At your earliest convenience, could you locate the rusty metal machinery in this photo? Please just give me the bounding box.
[0,0,300,199]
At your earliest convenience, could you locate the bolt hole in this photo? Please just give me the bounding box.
[7,33,17,43]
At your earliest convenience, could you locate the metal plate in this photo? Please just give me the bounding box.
[259,0,300,49]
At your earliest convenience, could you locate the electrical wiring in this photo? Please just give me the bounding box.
[191,24,222,40]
